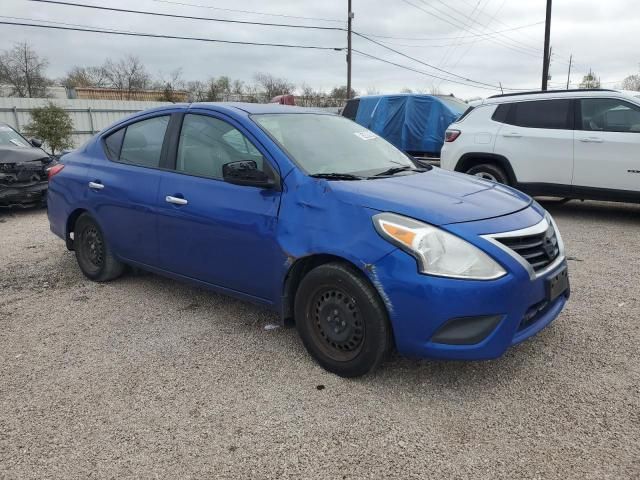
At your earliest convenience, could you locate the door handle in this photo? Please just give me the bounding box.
[579,137,603,143]
[165,195,188,206]
[502,132,522,138]
[88,181,104,190]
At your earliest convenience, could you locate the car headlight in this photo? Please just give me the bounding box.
[373,212,506,280]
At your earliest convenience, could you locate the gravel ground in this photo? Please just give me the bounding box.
[1,202,639,479]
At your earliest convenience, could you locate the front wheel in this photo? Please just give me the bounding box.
[294,263,392,377]
[466,163,509,185]
[74,213,125,282]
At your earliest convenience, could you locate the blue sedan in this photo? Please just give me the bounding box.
[47,103,569,377]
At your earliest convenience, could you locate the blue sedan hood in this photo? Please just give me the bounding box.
[330,168,532,226]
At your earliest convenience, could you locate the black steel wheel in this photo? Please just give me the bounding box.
[309,286,365,362]
[294,262,392,377]
[74,213,124,282]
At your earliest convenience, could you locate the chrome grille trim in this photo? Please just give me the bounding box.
[481,215,565,281]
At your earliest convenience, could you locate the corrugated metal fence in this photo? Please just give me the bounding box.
[0,97,172,148]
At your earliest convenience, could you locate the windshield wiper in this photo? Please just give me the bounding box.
[373,165,419,177]
[310,173,364,181]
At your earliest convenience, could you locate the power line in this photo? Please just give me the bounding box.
[147,0,344,24]
[371,35,527,49]
[429,0,539,53]
[399,0,543,59]
[351,49,513,91]
[438,0,507,83]
[435,0,487,72]
[0,15,155,35]
[33,0,512,91]
[418,0,541,57]
[355,21,543,42]
[353,31,517,90]
[455,0,542,45]
[28,0,345,32]
[453,0,576,68]
[0,20,345,50]
[422,0,570,69]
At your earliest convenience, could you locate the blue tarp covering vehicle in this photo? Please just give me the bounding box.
[342,94,467,157]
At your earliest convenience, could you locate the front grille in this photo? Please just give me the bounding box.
[495,223,560,273]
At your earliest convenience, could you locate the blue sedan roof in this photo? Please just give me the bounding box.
[129,103,327,118]
[196,102,324,115]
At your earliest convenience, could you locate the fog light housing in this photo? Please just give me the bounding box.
[431,315,503,345]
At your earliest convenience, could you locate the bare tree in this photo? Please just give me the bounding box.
[62,66,109,88]
[243,83,262,103]
[428,83,442,95]
[254,72,294,100]
[0,42,51,97]
[103,55,151,99]
[231,79,245,96]
[400,87,413,93]
[331,85,357,99]
[186,80,205,101]
[195,76,231,102]
[155,68,185,102]
[622,74,640,91]
[298,84,328,107]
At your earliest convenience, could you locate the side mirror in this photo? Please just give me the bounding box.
[222,160,276,189]
[29,138,43,148]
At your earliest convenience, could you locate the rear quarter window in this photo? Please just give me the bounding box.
[457,106,476,122]
[103,128,124,160]
[491,104,510,123]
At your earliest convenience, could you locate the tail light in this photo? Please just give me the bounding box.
[47,163,64,180]
[444,129,461,142]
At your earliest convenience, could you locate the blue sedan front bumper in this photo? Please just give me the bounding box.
[370,209,568,360]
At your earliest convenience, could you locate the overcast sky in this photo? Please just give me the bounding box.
[1,0,638,98]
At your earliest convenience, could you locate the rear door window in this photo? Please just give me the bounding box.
[117,116,170,168]
[579,98,640,132]
[507,100,572,129]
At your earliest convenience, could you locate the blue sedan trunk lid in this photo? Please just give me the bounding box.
[330,168,532,226]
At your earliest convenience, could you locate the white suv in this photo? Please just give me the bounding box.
[440,89,640,203]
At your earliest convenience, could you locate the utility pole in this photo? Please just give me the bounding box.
[347,0,353,99]
[566,54,573,89]
[541,0,552,90]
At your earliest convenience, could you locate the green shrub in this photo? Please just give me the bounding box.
[24,102,74,155]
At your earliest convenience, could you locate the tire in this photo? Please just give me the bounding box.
[294,262,392,378]
[466,163,509,185]
[73,213,125,282]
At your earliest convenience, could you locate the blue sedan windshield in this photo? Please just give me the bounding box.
[252,114,414,176]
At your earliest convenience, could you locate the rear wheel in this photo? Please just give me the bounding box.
[294,262,392,377]
[466,163,509,185]
[74,213,125,282]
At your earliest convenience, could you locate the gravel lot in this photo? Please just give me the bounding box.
[1,202,639,479]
